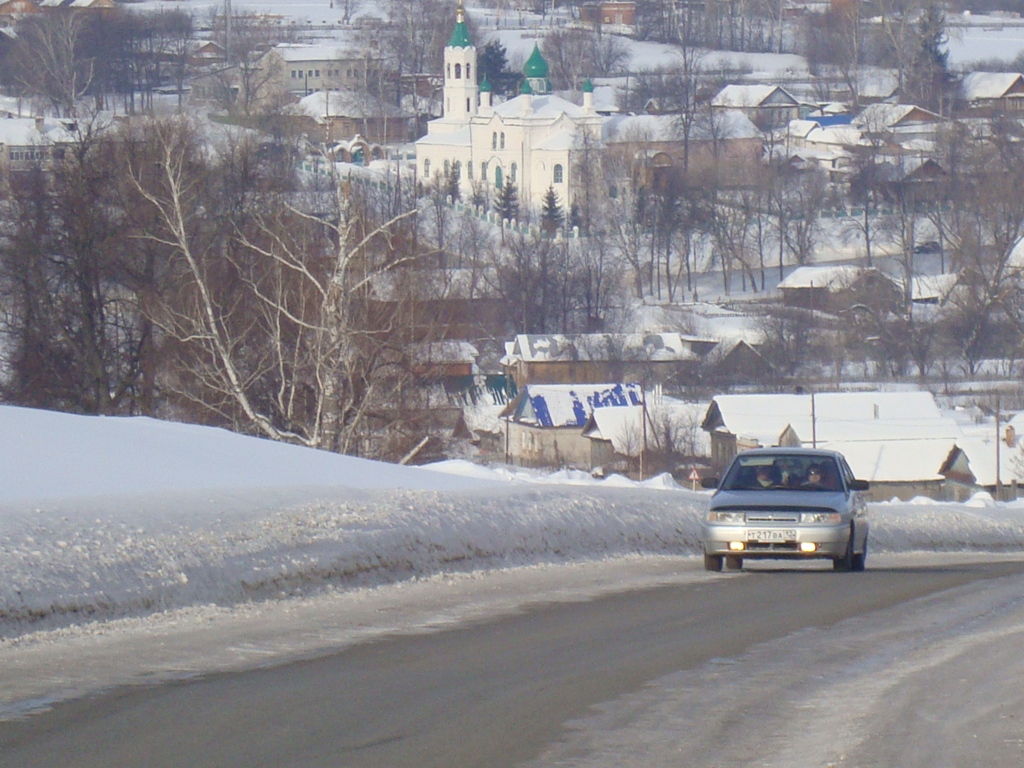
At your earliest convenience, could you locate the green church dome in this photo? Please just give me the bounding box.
[523,44,549,78]
[448,3,472,48]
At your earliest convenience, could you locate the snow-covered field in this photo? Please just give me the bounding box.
[3,403,1024,727]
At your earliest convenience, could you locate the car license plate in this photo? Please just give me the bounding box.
[747,529,797,542]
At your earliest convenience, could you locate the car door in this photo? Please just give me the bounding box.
[839,457,868,547]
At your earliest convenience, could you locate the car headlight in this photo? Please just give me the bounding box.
[707,511,746,523]
[801,512,842,524]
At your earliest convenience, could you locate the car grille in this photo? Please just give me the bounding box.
[744,512,800,523]
[745,541,800,552]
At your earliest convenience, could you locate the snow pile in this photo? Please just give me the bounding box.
[3,404,1024,642]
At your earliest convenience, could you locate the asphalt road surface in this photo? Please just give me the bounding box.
[3,560,1024,768]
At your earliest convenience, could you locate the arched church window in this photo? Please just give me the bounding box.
[495,165,503,189]
[424,159,431,178]
[447,63,451,78]
[453,160,461,178]
[466,98,471,112]
[500,132,505,149]
[455,64,462,79]
[510,162,517,182]
[553,164,564,184]
[481,161,488,180]
[467,161,474,179]
[466,63,471,80]
[492,132,497,149]
[444,159,451,176]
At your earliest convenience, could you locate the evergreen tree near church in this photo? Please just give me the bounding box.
[540,186,563,236]
[495,181,519,223]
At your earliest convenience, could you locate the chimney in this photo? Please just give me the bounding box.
[34,116,44,132]
[1006,425,1016,448]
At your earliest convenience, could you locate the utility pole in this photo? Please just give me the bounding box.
[996,395,1002,500]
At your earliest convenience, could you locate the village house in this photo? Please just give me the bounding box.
[777,265,903,314]
[500,382,642,469]
[285,90,412,145]
[259,43,379,100]
[503,333,715,388]
[700,391,966,500]
[957,72,1024,116]
[710,84,803,132]
[0,116,75,180]
[852,103,944,149]
[579,1,636,31]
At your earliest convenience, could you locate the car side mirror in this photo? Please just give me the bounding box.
[700,477,719,489]
[849,479,869,491]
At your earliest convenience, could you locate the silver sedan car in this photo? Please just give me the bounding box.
[702,448,869,572]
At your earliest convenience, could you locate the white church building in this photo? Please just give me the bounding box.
[416,2,605,212]
[416,3,764,216]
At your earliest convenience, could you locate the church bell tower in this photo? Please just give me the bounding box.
[443,0,478,121]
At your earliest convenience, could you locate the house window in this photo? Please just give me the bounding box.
[495,165,503,189]
[510,162,517,182]
[455,63,462,79]
[347,68,353,78]
[424,159,430,178]
[553,164,564,183]
[500,132,505,149]
[315,69,320,77]
[492,132,497,149]
[291,70,297,79]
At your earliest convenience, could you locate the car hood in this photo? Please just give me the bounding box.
[709,489,848,510]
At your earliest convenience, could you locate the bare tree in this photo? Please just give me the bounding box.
[128,119,422,454]
[10,13,94,117]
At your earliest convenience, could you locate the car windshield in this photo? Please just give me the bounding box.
[720,455,843,492]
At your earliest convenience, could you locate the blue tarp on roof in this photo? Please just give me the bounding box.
[522,383,643,428]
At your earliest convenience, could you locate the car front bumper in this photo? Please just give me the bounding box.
[702,523,850,559]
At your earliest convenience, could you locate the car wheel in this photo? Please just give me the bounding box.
[704,553,723,572]
[851,536,868,572]
[833,531,854,572]
[725,554,743,570]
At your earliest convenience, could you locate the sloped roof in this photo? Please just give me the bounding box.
[960,72,1024,101]
[703,392,962,449]
[509,333,702,364]
[712,84,799,109]
[492,93,586,120]
[269,43,362,63]
[954,434,1024,487]
[290,90,410,120]
[830,439,956,483]
[0,117,76,146]
[510,383,643,428]
[777,265,862,290]
[854,103,941,130]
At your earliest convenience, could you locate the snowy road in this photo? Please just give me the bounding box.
[2,555,1023,767]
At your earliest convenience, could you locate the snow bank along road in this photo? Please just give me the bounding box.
[2,555,1024,767]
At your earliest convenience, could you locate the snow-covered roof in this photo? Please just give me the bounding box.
[777,265,862,290]
[0,117,75,146]
[955,434,1024,487]
[289,90,410,120]
[711,84,798,109]
[582,405,645,455]
[509,333,702,364]
[604,114,679,143]
[511,383,643,428]
[854,103,941,130]
[416,125,473,147]
[831,438,955,483]
[705,391,962,449]
[911,273,958,303]
[492,93,587,120]
[269,42,364,63]
[960,72,1024,101]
